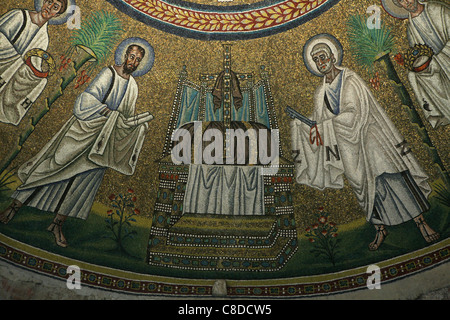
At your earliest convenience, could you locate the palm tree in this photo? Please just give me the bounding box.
[346,14,449,191]
[0,10,124,178]
[50,10,124,105]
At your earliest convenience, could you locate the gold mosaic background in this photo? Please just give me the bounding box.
[0,0,448,233]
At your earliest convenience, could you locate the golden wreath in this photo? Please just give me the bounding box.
[404,44,434,72]
[23,48,56,78]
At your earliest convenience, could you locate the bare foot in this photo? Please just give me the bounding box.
[369,225,388,251]
[0,200,23,224]
[414,216,440,243]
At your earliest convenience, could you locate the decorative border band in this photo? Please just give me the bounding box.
[0,233,448,297]
[106,0,342,40]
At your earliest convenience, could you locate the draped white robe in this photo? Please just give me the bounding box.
[183,164,265,216]
[291,68,431,225]
[12,67,148,219]
[406,1,450,128]
[0,9,49,125]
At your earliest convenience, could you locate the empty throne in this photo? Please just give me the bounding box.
[146,45,298,272]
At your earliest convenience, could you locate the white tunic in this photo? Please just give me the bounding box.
[406,2,450,128]
[0,9,49,125]
[12,67,148,219]
[291,68,431,224]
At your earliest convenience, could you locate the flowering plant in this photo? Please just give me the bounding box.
[305,207,340,266]
[369,71,380,90]
[105,188,140,253]
[393,53,404,66]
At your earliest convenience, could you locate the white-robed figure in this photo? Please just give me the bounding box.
[291,34,439,251]
[384,0,449,128]
[0,40,155,248]
[0,0,68,125]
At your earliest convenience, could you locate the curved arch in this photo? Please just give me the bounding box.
[106,0,342,40]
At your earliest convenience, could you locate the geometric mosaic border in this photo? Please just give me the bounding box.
[0,234,212,296]
[0,233,448,297]
[228,245,450,297]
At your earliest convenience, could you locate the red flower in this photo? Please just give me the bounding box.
[332,233,338,238]
[131,196,137,202]
[394,53,404,66]
[128,188,134,193]
[107,210,113,216]
[108,194,116,201]
[318,216,327,224]
[312,224,319,230]
[329,222,336,227]
[309,238,315,243]
[318,206,324,212]
[321,230,328,236]
[305,227,311,232]
[134,208,140,215]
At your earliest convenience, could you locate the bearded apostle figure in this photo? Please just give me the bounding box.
[382,0,449,128]
[0,39,155,248]
[0,0,70,125]
[290,34,439,251]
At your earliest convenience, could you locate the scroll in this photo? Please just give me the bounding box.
[124,111,154,126]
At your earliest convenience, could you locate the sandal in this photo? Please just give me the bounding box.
[369,225,388,251]
[415,216,440,243]
[47,218,68,248]
[0,200,23,224]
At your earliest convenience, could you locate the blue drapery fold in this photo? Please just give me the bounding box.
[175,83,271,128]
[176,85,201,128]
[253,85,270,128]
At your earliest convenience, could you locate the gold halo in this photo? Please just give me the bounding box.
[381,0,410,19]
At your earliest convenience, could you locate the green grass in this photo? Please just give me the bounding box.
[0,191,448,280]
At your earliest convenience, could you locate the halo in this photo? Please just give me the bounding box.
[34,0,77,25]
[302,33,343,77]
[114,37,155,78]
[380,0,410,20]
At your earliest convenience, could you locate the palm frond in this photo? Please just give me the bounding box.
[433,181,450,207]
[0,166,16,194]
[70,10,124,65]
[346,14,395,71]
